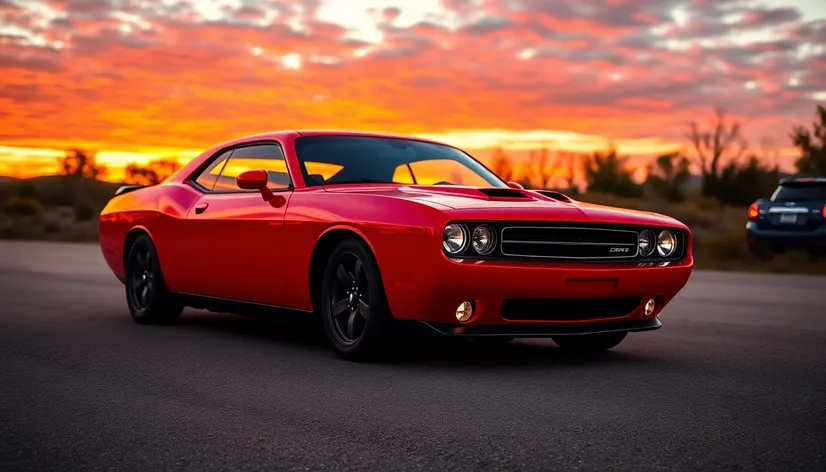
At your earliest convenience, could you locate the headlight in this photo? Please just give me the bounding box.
[638,230,655,257]
[471,225,495,254]
[656,230,677,257]
[443,224,468,254]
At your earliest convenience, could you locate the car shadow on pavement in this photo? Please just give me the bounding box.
[382,336,659,370]
[172,310,661,369]
[176,310,327,348]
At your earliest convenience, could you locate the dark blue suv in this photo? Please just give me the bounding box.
[747,177,826,255]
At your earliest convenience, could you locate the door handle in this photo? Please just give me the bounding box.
[194,203,209,214]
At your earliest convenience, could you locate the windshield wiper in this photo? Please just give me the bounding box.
[324,179,396,185]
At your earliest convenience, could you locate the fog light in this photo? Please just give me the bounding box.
[456,301,473,322]
[644,298,656,317]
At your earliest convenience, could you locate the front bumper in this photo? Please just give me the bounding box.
[385,254,694,329]
[421,316,662,337]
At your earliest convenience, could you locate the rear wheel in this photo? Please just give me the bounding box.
[551,332,626,352]
[320,238,392,361]
[125,234,183,325]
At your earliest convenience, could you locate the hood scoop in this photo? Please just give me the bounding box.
[477,188,533,200]
[533,190,576,203]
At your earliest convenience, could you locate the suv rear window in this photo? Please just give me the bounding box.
[770,182,826,202]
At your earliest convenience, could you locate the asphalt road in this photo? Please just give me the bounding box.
[1,240,825,471]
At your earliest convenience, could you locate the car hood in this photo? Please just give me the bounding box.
[324,184,686,228]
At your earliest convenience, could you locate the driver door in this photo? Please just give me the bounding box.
[178,142,293,306]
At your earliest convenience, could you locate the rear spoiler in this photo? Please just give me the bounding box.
[114,185,145,196]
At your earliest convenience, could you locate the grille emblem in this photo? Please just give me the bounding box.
[609,247,630,253]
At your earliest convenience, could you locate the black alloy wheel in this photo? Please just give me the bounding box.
[129,245,156,311]
[321,238,392,361]
[328,252,370,344]
[125,234,183,324]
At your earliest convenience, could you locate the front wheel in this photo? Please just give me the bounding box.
[551,332,626,352]
[320,238,393,361]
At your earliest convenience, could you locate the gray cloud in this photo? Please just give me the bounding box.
[739,6,801,28]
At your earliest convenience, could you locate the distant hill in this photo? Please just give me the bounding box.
[0,175,122,209]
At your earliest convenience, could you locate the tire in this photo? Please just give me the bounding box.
[320,238,392,361]
[551,332,626,352]
[125,234,183,325]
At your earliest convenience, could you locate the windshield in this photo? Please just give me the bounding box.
[294,135,508,188]
[770,183,826,202]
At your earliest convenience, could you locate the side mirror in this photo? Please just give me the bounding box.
[237,170,268,191]
[237,170,286,208]
[506,181,524,190]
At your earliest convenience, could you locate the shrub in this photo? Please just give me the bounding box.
[74,200,97,222]
[694,231,750,263]
[696,196,721,212]
[43,220,62,234]
[5,196,45,217]
[15,182,37,199]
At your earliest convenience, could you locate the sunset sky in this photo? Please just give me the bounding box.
[1,0,824,181]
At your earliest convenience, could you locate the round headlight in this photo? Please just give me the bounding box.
[656,230,677,257]
[471,225,495,254]
[443,224,468,254]
[638,230,655,257]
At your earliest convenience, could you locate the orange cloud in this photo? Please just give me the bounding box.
[0,0,822,179]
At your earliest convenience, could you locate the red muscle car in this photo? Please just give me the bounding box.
[99,130,694,360]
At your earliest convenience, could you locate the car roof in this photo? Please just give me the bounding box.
[216,130,451,148]
[170,130,463,186]
[295,130,444,143]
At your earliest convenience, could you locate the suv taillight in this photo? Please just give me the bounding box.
[822,204,826,219]
[748,202,759,219]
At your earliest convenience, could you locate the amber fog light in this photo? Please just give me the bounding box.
[456,301,473,322]
[644,298,656,317]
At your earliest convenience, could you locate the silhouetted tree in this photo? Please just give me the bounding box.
[525,148,554,189]
[582,146,642,197]
[58,149,107,180]
[553,151,582,193]
[645,152,691,202]
[490,147,515,182]
[125,158,182,186]
[688,106,747,198]
[715,156,779,206]
[791,104,826,176]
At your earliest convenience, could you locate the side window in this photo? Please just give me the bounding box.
[213,144,292,191]
[193,150,232,190]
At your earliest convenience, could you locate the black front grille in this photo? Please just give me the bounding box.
[501,226,639,260]
[501,298,641,321]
